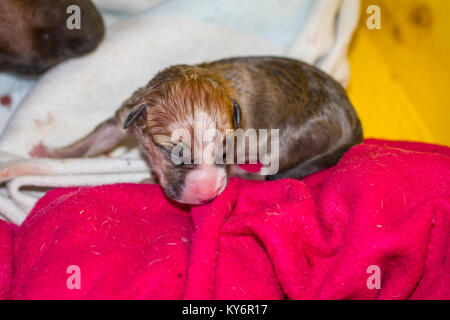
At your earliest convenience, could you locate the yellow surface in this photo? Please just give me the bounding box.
[347,0,450,145]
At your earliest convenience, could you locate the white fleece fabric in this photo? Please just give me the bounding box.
[0,0,360,224]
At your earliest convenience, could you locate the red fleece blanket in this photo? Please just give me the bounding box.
[0,139,449,300]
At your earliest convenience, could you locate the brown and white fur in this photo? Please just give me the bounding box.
[32,56,363,204]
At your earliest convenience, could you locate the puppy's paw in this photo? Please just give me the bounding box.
[29,142,59,158]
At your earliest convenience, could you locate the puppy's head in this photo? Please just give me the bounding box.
[124,65,241,204]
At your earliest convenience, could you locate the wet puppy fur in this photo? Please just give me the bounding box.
[0,0,104,75]
[33,56,363,204]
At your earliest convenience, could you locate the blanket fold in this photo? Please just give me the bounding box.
[1,140,449,299]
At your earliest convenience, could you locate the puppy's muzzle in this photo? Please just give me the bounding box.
[179,165,227,204]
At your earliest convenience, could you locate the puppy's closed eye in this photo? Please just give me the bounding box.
[156,143,172,155]
[157,143,186,162]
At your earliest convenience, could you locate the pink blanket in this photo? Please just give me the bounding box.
[1,139,449,299]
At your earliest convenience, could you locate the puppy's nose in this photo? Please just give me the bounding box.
[196,177,225,202]
[180,166,227,204]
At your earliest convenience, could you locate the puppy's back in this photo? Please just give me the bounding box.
[202,56,363,178]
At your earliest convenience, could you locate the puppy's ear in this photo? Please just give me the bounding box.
[231,99,242,129]
[123,104,148,129]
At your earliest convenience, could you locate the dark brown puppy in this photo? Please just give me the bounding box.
[0,0,104,74]
[33,57,363,204]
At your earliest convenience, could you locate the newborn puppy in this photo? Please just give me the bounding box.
[33,57,363,204]
[0,0,104,74]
